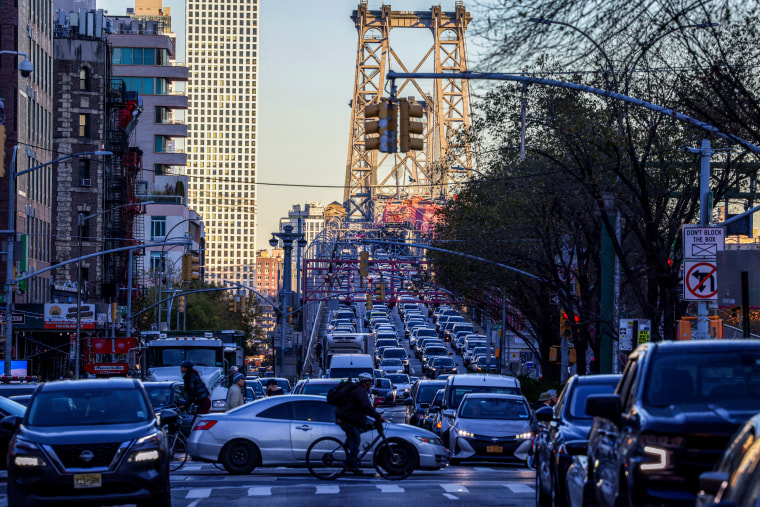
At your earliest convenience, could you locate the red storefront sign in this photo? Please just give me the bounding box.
[114,338,137,353]
[89,338,137,355]
[91,338,110,354]
[84,363,129,375]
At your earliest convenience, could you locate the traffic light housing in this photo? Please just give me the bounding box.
[110,302,118,321]
[561,312,572,338]
[364,98,396,153]
[178,296,185,312]
[365,298,373,311]
[182,253,201,281]
[287,306,293,324]
[358,251,369,278]
[399,97,424,152]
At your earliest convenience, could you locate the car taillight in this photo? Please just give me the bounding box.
[193,420,218,431]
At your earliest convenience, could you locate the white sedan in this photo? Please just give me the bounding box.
[187,395,450,474]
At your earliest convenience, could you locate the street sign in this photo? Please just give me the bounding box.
[0,313,25,324]
[684,260,718,301]
[682,225,724,259]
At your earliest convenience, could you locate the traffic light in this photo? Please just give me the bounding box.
[378,282,386,300]
[238,295,246,313]
[0,124,6,178]
[358,251,369,277]
[182,253,201,281]
[110,302,118,321]
[228,297,235,312]
[399,97,424,152]
[287,306,293,324]
[731,305,741,318]
[364,98,396,153]
[561,312,572,338]
[178,296,185,312]
[365,298,373,311]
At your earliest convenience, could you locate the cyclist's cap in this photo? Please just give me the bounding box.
[233,373,245,383]
[180,360,194,369]
[358,372,373,382]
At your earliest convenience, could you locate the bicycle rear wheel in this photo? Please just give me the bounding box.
[306,437,348,480]
[374,440,415,480]
[168,431,189,472]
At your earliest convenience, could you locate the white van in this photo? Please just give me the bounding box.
[326,353,375,379]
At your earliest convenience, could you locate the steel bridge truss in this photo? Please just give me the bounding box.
[344,1,474,222]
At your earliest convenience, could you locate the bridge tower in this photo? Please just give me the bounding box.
[344,1,474,222]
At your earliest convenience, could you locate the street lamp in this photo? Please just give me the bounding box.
[0,51,34,78]
[269,225,307,373]
[74,200,153,375]
[3,148,111,377]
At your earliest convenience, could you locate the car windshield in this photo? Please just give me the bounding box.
[459,398,530,420]
[302,383,338,396]
[376,378,392,388]
[28,388,151,426]
[418,383,447,403]
[144,384,173,408]
[452,386,520,408]
[386,374,410,385]
[155,347,221,367]
[383,349,406,358]
[417,329,437,337]
[426,347,447,356]
[433,358,455,366]
[567,383,619,420]
[645,352,760,412]
[381,359,403,366]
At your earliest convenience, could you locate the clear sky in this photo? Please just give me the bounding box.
[96,0,479,250]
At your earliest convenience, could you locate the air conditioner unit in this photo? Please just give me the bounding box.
[80,178,91,187]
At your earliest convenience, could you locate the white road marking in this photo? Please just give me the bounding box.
[185,488,211,499]
[315,485,340,494]
[443,493,459,500]
[248,486,273,496]
[441,484,469,493]
[377,484,405,493]
[504,483,535,493]
[473,467,494,471]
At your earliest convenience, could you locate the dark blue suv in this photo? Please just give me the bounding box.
[4,378,175,507]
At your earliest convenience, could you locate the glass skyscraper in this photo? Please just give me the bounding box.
[185,0,258,286]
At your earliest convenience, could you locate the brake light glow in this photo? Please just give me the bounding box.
[193,420,218,431]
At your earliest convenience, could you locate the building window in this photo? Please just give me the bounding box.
[79,114,90,137]
[150,252,166,272]
[78,159,91,186]
[78,212,89,241]
[79,67,89,90]
[151,216,166,240]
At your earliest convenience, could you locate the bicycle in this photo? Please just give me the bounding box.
[164,404,195,472]
[306,417,416,481]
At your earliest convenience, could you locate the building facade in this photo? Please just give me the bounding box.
[185,0,258,287]
[255,249,281,301]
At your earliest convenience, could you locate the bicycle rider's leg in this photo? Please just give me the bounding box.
[338,422,361,470]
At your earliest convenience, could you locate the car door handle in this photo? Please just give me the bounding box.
[295,425,312,431]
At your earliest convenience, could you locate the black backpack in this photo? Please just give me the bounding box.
[326,380,355,406]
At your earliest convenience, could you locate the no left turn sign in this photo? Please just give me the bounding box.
[684,260,718,301]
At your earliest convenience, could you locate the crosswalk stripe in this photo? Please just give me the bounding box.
[377,484,404,493]
[185,488,211,499]
[440,484,469,494]
[504,483,534,493]
[248,486,272,496]
[473,467,494,472]
[315,485,340,494]
[443,493,459,500]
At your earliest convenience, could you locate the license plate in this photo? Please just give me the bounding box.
[486,445,503,453]
[74,473,102,489]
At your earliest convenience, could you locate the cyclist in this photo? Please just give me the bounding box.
[335,372,386,474]
[179,360,211,416]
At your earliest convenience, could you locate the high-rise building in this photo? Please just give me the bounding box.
[255,249,281,301]
[185,0,258,287]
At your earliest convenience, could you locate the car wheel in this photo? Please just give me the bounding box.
[535,455,551,505]
[220,439,260,475]
[615,471,631,507]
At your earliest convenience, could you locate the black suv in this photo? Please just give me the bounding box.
[586,340,760,506]
[4,378,175,507]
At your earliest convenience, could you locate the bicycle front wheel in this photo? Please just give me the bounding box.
[306,437,348,480]
[374,440,416,480]
[168,431,189,472]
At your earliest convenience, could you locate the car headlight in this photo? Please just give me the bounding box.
[14,455,47,468]
[129,450,160,463]
[212,399,226,409]
[516,432,532,440]
[640,446,669,471]
[11,438,48,469]
[415,435,444,447]
[455,428,474,438]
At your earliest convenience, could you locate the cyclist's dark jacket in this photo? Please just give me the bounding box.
[335,384,382,427]
[183,369,210,404]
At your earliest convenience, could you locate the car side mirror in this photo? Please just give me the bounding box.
[563,439,588,456]
[159,408,179,426]
[585,394,622,421]
[442,409,456,418]
[404,397,414,406]
[535,405,553,422]
[699,471,729,496]
[0,415,21,433]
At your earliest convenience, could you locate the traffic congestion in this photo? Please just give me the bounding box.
[0,291,758,506]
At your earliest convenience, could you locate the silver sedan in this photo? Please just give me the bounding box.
[187,394,450,474]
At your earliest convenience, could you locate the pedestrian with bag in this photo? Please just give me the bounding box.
[179,360,211,416]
